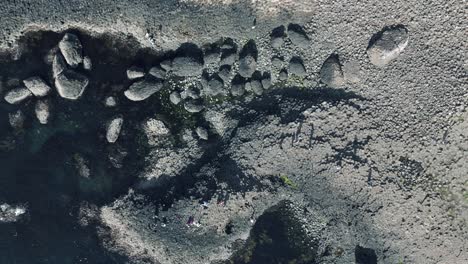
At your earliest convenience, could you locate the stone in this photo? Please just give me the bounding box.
[108,145,128,169]
[35,99,51,125]
[181,87,200,100]
[343,61,361,83]
[148,66,166,79]
[287,24,310,48]
[220,51,238,66]
[8,110,25,130]
[172,43,204,77]
[204,47,221,65]
[23,76,51,97]
[55,70,89,100]
[160,59,172,71]
[288,57,306,77]
[320,54,345,87]
[124,78,163,101]
[272,56,283,68]
[106,116,124,143]
[169,91,182,105]
[104,96,118,107]
[238,55,256,78]
[83,56,92,70]
[251,79,263,95]
[244,81,252,92]
[52,52,67,78]
[127,66,145,80]
[205,75,224,96]
[0,203,27,223]
[4,87,32,104]
[58,33,83,67]
[218,65,231,83]
[184,100,204,113]
[261,73,272,89]
[271,25,286,49]
[279,69,288,81]
[367,26,409,67]
[143,118,170,136]
[196,127,208,140]
[231,83,245,97]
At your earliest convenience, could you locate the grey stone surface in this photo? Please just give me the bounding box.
[238,54,256,78]
[127,66,145,79]
[169,91,181,105]
[4,86,32,104]
[106,116,124,143]
[55,70,89,100]
[52,52,67,78]
[184,100,204,113]
[367,26,409,67]
[320,54,345,87]
[148,66,166,79]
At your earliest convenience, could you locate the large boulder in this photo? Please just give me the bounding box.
[58,33,83,68]
[55,70,89,100]
[367,25,409,67]
[124,78,163,101]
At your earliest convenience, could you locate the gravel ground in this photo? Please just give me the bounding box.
[0,0,466,264]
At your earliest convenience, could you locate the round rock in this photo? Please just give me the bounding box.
[58,33,83,68]
[169,91,182,105]
[55,70,89,100]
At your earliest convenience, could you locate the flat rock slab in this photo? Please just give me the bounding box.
[367,26,409,67]
[4,87,32,104]
[55,70,89,100]
[124,78,163,101]
[58,33,83,68]
[23,76,51,97]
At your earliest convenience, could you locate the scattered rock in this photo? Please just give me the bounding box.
[169,91,182,105]
[272,56,283,68]
[367,25,409,67]
[23,77,51,97]
[148,66,166,79]
[320,54,345,87]
[8,110,25,130]
[104,96,118,107]
[124,77,163,101]
[261,72,272,89]
[35,99,51,125]
[4,87,32,104]
[127,66,145,80]
[238,40,257,78]
[184,100,204,113]
[106,116,124,143]
[196,127,208,140]
[52,52,67,78]
[55,70,89,100]
[287,24,310,48]
[288,57,306,77]
[172,43,204,77]
[58,33,83,68]
[83,56,92,70]
[279,69,288,81]
[205,75,224,96]
[271,25,286,49]
[250,79,263,95]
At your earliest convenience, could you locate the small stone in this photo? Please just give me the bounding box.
[106,116,124,143]
[8,110,25,130]
[4,87,32,104]
[261,73,272,89]
[148,66,166,79]
[320,54,345,87]
[124,78,163,101]
[367,25,409,67]
[83,56,92,70]
[238,55,256,78]
[279,69,288,81]
[35,99,51,124]
[23,77,51,97]
[287,24,310,48]
[160,59,172,71]
[52,52,67,78]
[104,96,118,107]
[231,83,245,97]
[272,56,283,68]
[55,70,89,100]
[196,127,208,140]
[288,57,306,77]
[205,75,224,96]
[169,91,182,105]
[127,66,145,80]
[184,100,204,113]
[250,79,263,95]
[58,33,83,68]
[343,61,361,83]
